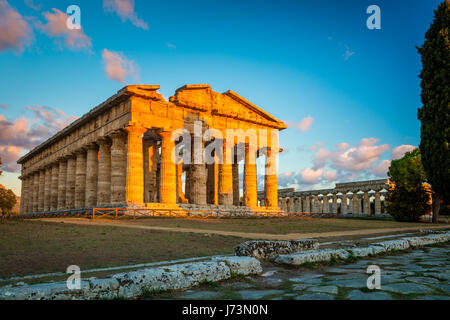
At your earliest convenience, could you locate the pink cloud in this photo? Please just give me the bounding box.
[300,167,323,184]
[36,8,92,51]
[391,144,416,160]
[329,138,389,171]
[102,48,138,83]
[0,106,77,173]
[103,0,149,30]
[372,159,391,177]
[324,170,338,181]
[0,0,33,53]
[285,116,314,133]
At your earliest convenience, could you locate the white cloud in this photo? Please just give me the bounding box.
[391,144,416,160]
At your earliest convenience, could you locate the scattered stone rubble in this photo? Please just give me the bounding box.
[235,239,319,260]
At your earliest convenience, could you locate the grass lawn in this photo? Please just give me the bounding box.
[0,220,247,278]
[120,216,437,234]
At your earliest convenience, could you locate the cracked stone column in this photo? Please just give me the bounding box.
[160,131,176,204]
[57,158,67,210]
[313,195,319,213]
[30,174,36,212]
[143,137,158,203]
[65,155,76,209]
[110,130,127,205]
[363,191,370,215]
[50,163,59,211]
[264,147,278,209]
[374,191,381,215]
[97,138,111,206]
[44,166,51,211]
[341,193,347,215]
[74,149,87,208]
[207,155,219,205]
[177,161,188,203]
[244,144,257,207]
[219,138,233,206]
[85,143,99,207]
[125,124,147,205]
[332,193,338,214]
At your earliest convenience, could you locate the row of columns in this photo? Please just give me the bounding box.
[276,190,385,215]
[20,124,279,213]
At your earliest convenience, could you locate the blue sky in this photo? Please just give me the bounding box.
[0,0,442,195]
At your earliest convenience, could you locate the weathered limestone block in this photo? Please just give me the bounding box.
[235,239,319,260]
[274,248,350,266]
[371,239,410,251]
[85,144,99,207]
[114,261,231,299]
[212,256,263,274]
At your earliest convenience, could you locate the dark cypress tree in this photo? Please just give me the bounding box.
[417,0,450,223]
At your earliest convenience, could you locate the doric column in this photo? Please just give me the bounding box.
[38,169,44,212]
[341,193,347,214]
[50,163,59,211]
[323,195,328,213]
[177,161,188,203]
[44,166,51,211]
[244,144,257,207]
[332,193,338,214]
[85,143,99,207]
[74,149,87,208]
[206,156,219,205]
[351,193,357,213]
[21,176,28,214]
[65,155,76,209]
[374,191,381,214]
[191,163,207,205]
[32,170,40,212]
[97,138,112,206]
[232,159,240,205]
[319,195,324,213]
[110,130,127,204]
[219,138,233,205]
[305,195,310,213]
[30,174,35,212]
[159,131,177,204]
[363,191,370,215]
[125,124,147,205]
[264,147,278,209]
[19,176,25,214]
[185,167,191,202]
[57,158,67,210]
[143,137,158,203]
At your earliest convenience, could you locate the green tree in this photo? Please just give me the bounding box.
[386,149,431,222]
[0,185,17,217]
[417,0,450,223]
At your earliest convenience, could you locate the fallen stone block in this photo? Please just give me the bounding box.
[371,239,410,251]
[274,248,350,266]
[235,239,319,260]
[212,256,263,275]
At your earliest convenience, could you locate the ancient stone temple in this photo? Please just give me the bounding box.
[17,85,287,215]
[258,179,390,216]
